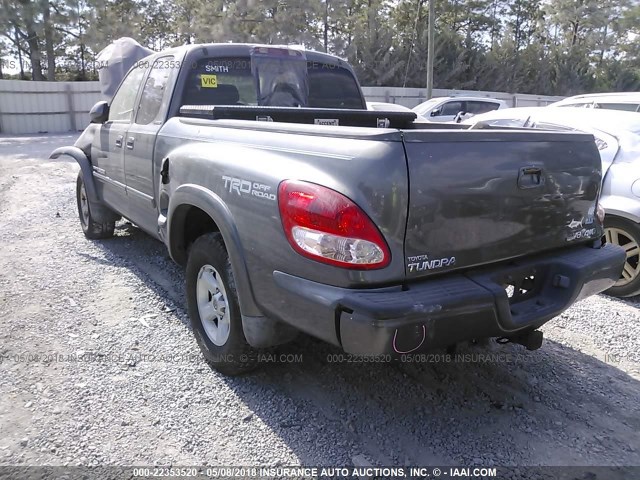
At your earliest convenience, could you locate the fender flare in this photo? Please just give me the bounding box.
[50,146,119,224]
[50,146,100,203]
[167,184,262,318]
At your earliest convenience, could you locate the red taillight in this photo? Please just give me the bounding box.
[278,180,391,269]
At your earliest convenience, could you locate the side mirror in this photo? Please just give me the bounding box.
[90,101,109,124]
[430,108,441,117]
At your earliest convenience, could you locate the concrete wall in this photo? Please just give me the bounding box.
[0,80,102,135]
[0,79,564,135]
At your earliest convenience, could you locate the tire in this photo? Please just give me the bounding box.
[604,216,640,298]
[76,173,115,240]
[186,233,259,375]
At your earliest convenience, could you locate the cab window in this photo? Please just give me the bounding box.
[180,56,365,109]
[182,58,255,107]
[108,65,146,122]
[307,63,364,109]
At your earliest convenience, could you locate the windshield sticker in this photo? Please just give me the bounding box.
[205,64,229,73]
[201,74,218,88]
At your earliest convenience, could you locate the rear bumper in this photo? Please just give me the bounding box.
[273,244,625,355]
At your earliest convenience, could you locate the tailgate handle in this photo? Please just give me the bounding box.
[518,166,544,188]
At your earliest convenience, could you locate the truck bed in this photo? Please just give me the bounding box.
[159,115,603,283]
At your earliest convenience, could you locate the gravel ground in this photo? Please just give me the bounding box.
[0,134,639,471]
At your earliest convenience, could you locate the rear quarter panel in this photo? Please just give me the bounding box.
[155,118,409,326]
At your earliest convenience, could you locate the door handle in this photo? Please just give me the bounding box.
[518,166,544,189]
[115,135,123,148]
[126,137,135,149]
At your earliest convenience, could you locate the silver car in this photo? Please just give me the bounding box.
[465,107,640,297]
[413,96,507,123]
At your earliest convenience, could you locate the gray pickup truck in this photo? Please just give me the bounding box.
[51,43,625,375]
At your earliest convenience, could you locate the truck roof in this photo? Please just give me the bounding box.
[148,43,351,67]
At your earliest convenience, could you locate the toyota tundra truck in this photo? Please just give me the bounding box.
[51,43,625,375]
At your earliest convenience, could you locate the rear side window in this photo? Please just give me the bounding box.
[109,66,146,122]
[531,121,574,132]
[466,101,500,115]
[439,101,464,116]
[136,57,175,125]
[558,102,592,108]
[595,102,640,112]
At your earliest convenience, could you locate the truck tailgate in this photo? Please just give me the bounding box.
[402,130,603,278]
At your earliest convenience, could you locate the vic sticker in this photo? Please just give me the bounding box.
[201,74,218,88]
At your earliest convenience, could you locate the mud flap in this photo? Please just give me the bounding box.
[242,315,298,348]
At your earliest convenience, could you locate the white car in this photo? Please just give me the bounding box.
[549,92,640,113]
[464,107,640,297]
[412,96,507,123]
[366,101,428,121]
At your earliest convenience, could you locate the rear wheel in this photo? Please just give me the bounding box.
[186,233,259,375]
[604,216,640,297]
[76,173,115,239]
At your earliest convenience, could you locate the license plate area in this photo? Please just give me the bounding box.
[500,269,543,305]
[469,264,557,329]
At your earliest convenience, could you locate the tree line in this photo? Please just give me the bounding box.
[1,0,639,96]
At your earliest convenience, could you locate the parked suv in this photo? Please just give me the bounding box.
[550,93,640,113]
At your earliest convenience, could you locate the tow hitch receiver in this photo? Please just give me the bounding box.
[497,330,544,351]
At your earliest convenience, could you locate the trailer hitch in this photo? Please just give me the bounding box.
[496,330,544,351]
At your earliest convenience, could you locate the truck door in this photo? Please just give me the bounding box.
[94,65,146,217]
[124,57,177,236]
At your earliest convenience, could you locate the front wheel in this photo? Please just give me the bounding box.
[76,173,115,239]
[604,216,640,297]
[186,233,259,375]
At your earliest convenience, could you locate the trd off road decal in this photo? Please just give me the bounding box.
[407,254,456,273]
[222,176,276,201]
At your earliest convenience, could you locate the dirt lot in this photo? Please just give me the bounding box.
[0,134,639,471]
